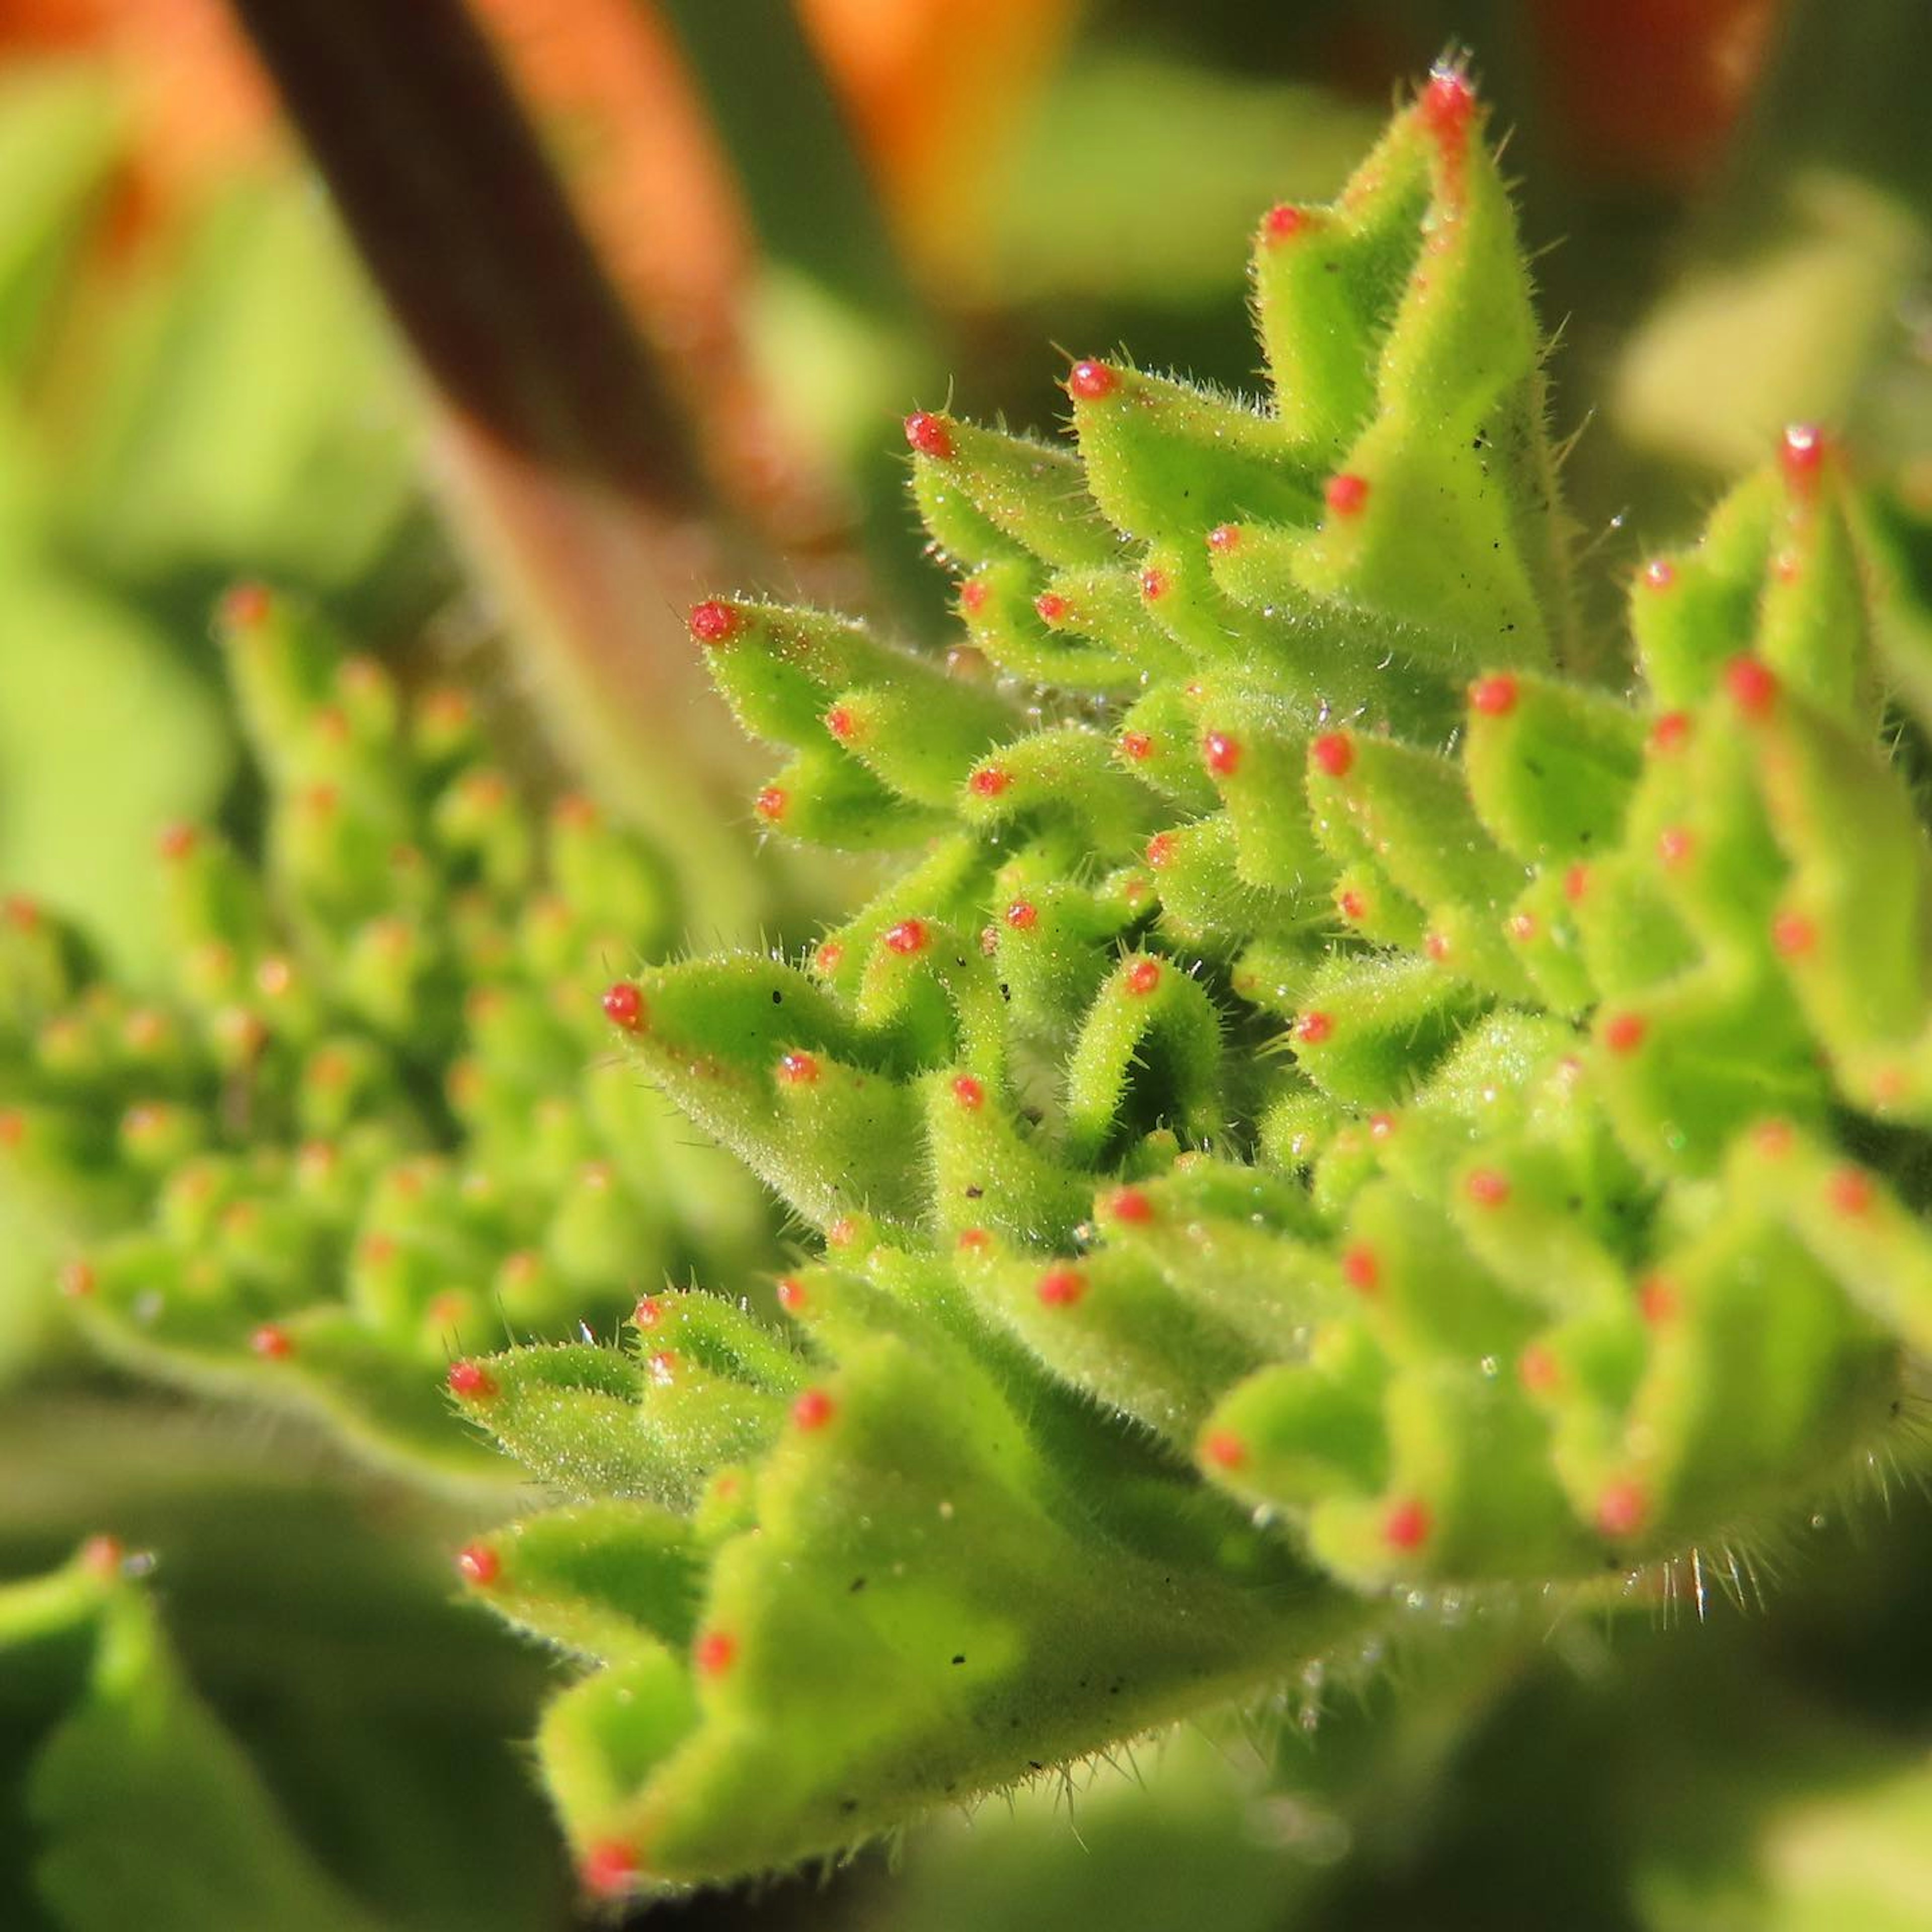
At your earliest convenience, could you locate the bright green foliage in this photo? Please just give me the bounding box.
[452,70,1932,1892]
[0,591,767,1479]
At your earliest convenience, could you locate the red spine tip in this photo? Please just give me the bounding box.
[826,1215,860,1248]
[951,1074,986,1110]
[1202,730,1241,776]
[1207,523,1241,551]
[777,1050,820,1086]
[1004,899,1038,930]
[1780,423,1826,494]
[633,1296,664,1330]
[688,599,739,646]
[1465,1167,1510,1209]
[1419,67,1476,141]
[1262,203,1309,242]
[792,1387,836,1430]
[1638,1274,1677,1325]
[1595,1481,1648,1540]
[79,1535,125,1579]
[1067,359,1117,400]
[1382,1498,1432,1552]
[883,918,928,956]
[904,411,955,460]
[1202,1429,1248,1471]
[753,785,787,823]
[1518,1344,1560,1394]
[1139,567,1168,601]
[825,705,858,742]
[1124,958,1161,996]
[1725,655,1778,717]
[250,1323,293,1360]
[956,1227,990,1253]
[1118,729,1154,762]
[970,765,1010,798]
[1772,909,1815,957]
[1648,711,1691,754]
[1338,889,1367,922]
[693,1631,737,1677]
[1034,591,1069,624]
[580,1843,640,1898]
[814,940,844,973]
[959,576,988,614]
[1295,1010,1333,1046]
[1036,1266,1085,1307]
[1602,1012,1647,1056]
[455,1543,501,1586]
[1341,1244,1379,1295]
[1828,1167,1874,1217]
[775,1275,807,1313]
[602,982,647,1031]
[447,1360,497,1402]
[1368,1111,1396,1140]
[1424,932,1451,962]
[1310,731,1354,778]
[1642,558,1676,592]
[1324,472,1371,518]
[1146,832,1176,869]
[220,581,273,628]
[1564,862,1590,904]
[1104,1186,1155,1225]
[1507,912,1537,942]
[1656,827,1695,870]
[1469,673,1517,717]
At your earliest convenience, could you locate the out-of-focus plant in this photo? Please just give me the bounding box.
[2,589,768,1451]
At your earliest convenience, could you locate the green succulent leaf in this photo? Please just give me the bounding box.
[417,68,1932,1894]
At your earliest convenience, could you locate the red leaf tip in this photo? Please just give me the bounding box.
[602,982,647,1031]
[904,411,955,460]
[688,599,738,646]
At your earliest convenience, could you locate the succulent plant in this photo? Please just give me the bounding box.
[0,590,768,1479]
[439,66,1932,1897]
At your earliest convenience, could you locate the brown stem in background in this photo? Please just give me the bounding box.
[226,0,702,512]
[221,0,806,933]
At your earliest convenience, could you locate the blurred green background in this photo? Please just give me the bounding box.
[3,1,1931,1926]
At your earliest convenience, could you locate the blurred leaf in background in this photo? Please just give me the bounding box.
[0,1400,573,1931]
[0,38,441,978]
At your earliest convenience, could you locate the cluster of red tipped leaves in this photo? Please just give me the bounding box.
[447,73,1932,1893]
